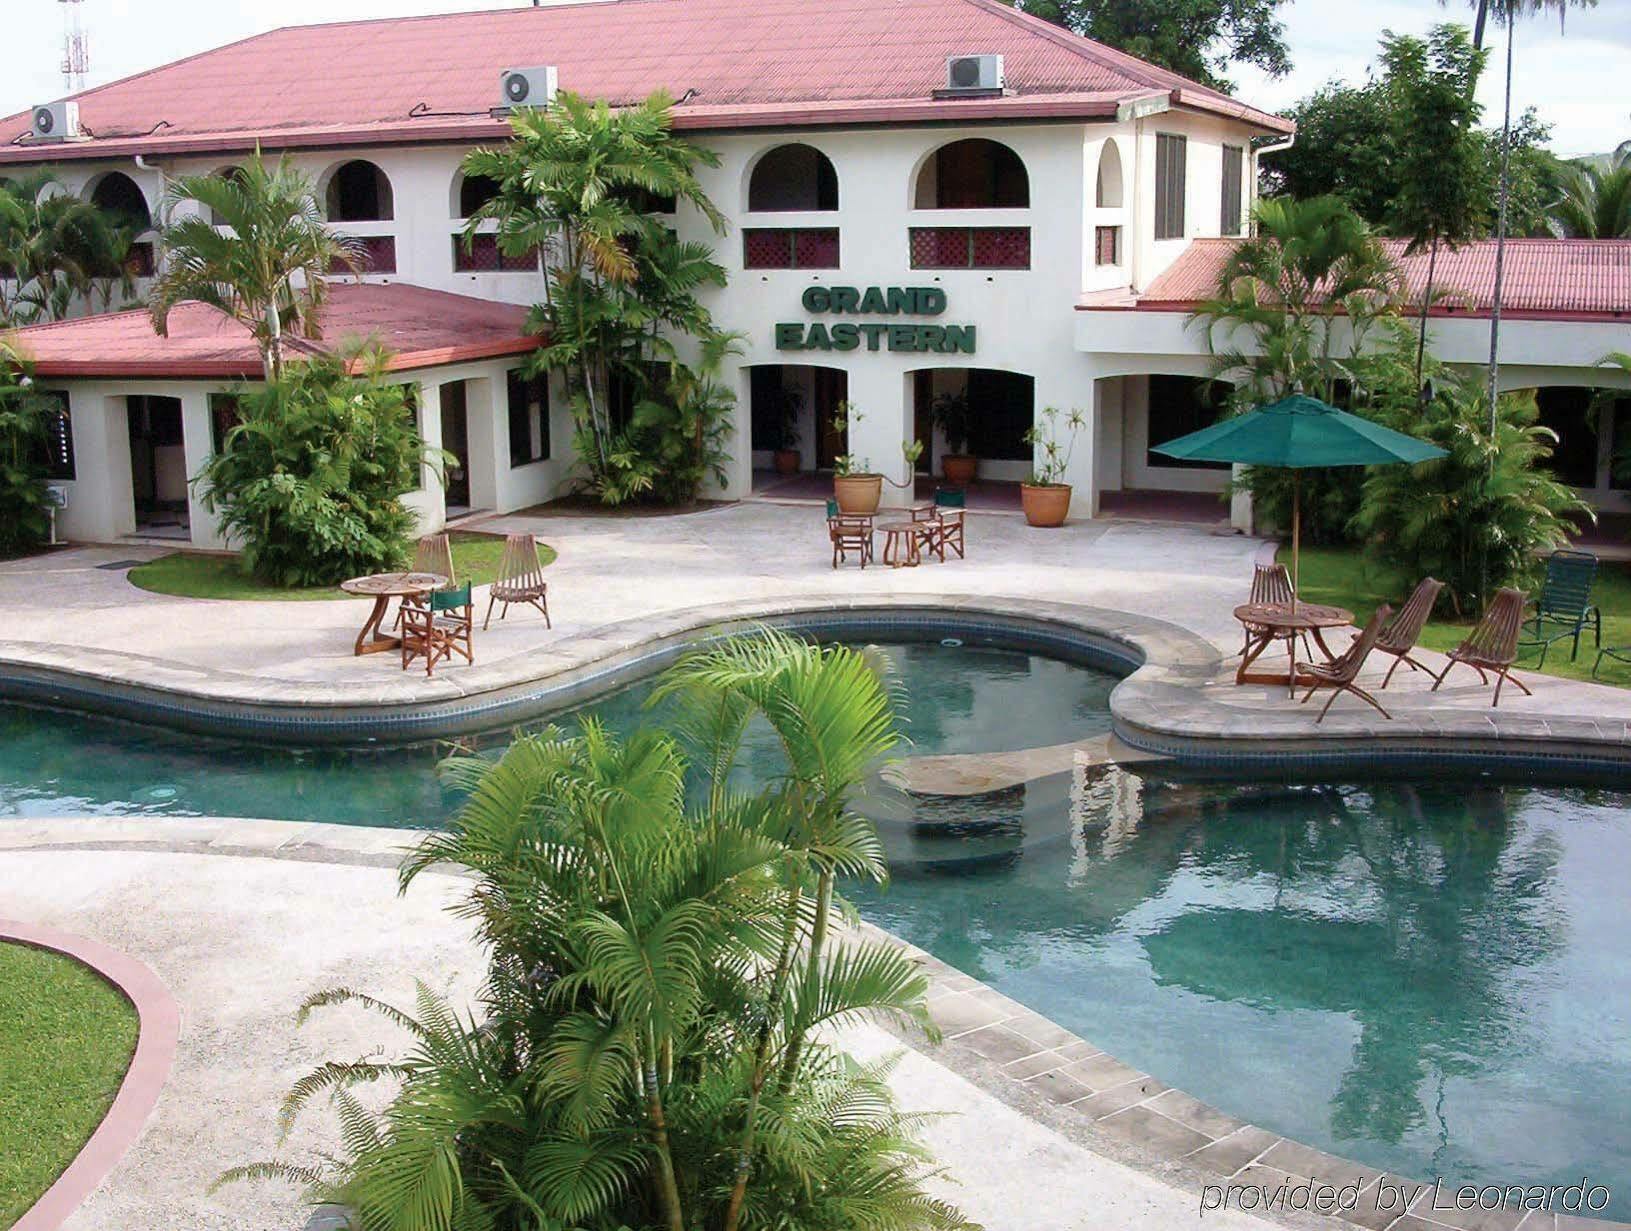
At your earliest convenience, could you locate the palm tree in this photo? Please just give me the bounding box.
[1199,195,1402,406]
[0,170,123,326]
[148,152,363,379]
[221,633,968,1231]
[1547,142,1631,238]
[462,90,726,481]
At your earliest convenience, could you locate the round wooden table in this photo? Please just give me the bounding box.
[878,520,934,568]
[340,571,447,656]
[1233,601,1355,696]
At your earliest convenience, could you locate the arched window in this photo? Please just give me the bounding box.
[914,139,1029,209]
[1095,140,1124,209]
[457,173,500,219]
[748,144,838,211]
[89,171,152,231]
[325,160,394,221]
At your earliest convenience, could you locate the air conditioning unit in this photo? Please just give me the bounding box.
[943,54,1004,94]
[498,66,558,111]
[29,100,81,142]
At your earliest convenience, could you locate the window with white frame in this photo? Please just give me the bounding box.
[1154,134,1187,241]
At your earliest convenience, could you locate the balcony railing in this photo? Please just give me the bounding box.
[453,233,540,273]
[743,227,840,270]
[908,226,1030,270]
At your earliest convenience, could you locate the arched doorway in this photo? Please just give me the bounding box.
[748,364,848,493]
[909,368,1034,502]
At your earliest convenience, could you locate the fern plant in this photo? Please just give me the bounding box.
[0,341,56,557]
[224,631,980,1231]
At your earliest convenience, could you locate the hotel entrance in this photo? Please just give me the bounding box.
[126,395,189,539]
[749,364,848,497]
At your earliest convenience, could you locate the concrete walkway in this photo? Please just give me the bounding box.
[0,823,1295,1231]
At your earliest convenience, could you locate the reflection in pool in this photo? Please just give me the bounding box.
[1,636,1625,1213]
[861,772,1630,1217]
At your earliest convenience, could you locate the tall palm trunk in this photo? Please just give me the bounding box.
[776,863,833,1092]
[1485,11,1514,440]
[1415,235,1440,393]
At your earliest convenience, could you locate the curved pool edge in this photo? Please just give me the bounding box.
[5,592,1631,779]
[8,817,1624,1231]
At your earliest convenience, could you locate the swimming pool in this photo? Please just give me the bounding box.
[3,635,1626,1216]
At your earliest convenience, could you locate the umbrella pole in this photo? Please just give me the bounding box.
[1291,471,1300,614]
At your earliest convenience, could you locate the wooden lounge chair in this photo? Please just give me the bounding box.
[396,532,455,629]
[1430,587,1533,707]
[1238,563,1311,660]
[827,499,873,568]
[910,488,966,561]
[1374,576,1444,688]
[402,582,474,677]
[1298,603,1393,723]
[483,533,551,630]
[1520,549,1600,666]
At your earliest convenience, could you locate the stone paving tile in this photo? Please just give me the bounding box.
[950,1023,1040,1066]
[1004,1011,1081,1050]
[1026,1068,1095,1106]
[1060,1052,1145,1092]
[1054,1039,1101,1061]
[1144,1087,1245,1139]
[1403,1191,1537,1231]
[1184,1126,1281,1177]
[1072,1075,1166,1119]
[926,992,1009,1037]
[1002,1049,1070,1080]
[1260,1138,1385,1192]
[1097,1104,1212,1157]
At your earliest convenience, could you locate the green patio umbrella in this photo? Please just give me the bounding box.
[1151,393,1446,607]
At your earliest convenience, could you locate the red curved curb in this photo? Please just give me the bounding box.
[2,919,180,1231]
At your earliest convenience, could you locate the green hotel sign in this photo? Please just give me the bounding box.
[775,285,976,355]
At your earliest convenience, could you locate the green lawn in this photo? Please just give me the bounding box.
[1282,545,1631,688]
[126,532,555,602]
[0,942,139,1228]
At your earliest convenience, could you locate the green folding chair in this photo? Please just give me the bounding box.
[1520,549,1601,667]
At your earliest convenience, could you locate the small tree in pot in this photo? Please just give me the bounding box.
[769,382,803,474]
[830,401,882,513]
[1021,405,1086,527]
[931,388,977,486]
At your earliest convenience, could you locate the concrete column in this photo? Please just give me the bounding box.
[176,389,225,549]
[403,378,446,535]
[103,394,137,540]
[844,365,915,510]
[1033,374,1095,520]
[715,361,753,500]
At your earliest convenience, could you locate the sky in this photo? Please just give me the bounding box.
[3,0,1627,157]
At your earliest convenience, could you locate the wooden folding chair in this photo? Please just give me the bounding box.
[1431,587,1533,707]
[1375,576,1444,688]
[484,533,551,630]
[911,487,966,561]
[402,582,474,677]
[1298,603,1393,723]
[827,499,873,568]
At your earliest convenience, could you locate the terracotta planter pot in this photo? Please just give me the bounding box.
[833,473,883,515]
[1021,482,1071,528]
[773,448,800,475]
[941,454,977,487]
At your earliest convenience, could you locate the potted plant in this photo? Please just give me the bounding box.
[931,389,977,486]
[831,402,882,514]
[1021,406,1086,528]
[770,383,803,475]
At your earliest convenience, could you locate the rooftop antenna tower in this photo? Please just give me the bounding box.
[59,0,89,94]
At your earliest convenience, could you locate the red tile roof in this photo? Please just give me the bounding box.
[0,0,1290,164]
[4,282,540,379]
[1097,237,1631,322]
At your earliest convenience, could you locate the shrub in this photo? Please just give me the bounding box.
[198,350,436,587]
[1353,374,1590,614]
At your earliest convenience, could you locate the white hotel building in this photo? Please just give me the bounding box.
[0,0,1626,548]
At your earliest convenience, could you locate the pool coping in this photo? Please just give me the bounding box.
[5,593,1631,779]
[2,916,181,1231]
[1,818,1621,1231]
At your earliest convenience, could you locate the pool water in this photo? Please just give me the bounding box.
[2,637,1626,1213]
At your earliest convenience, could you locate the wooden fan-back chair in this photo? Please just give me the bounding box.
[396,533,454,628]
[1298,603,1393,724]
[1239,563,1311,659]
[1430,587,1532,707]
[1374,576,1444,688]
[402,582,474,677]
[827,499,874,568]
[484,533,552,630]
